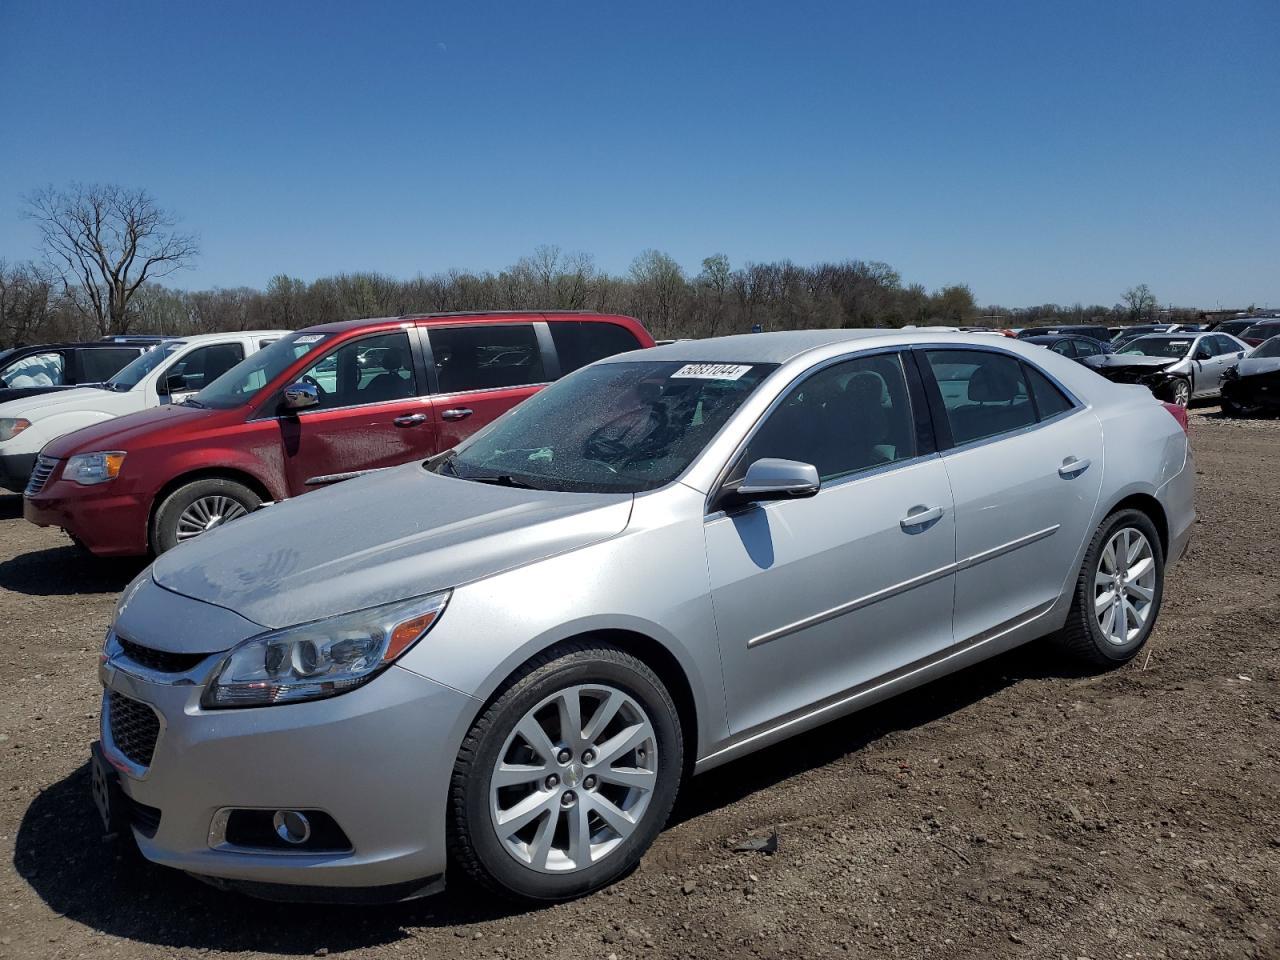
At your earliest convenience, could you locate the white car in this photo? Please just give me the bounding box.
[0,331,288,492]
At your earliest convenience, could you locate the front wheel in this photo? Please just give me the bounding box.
[150,477,261,554]
[449,642,683,901]
[1054,508,1165,667]
[1168,377,1191,407]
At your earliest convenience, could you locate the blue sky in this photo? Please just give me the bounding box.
[1,0,1277,307]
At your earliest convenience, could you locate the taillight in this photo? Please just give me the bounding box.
[1161,401,1189,433]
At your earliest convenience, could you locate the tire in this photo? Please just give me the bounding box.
[449,641,684,902]
[150,477,261,554]
[1054,508,1165,667]
[1169,377,1191,407]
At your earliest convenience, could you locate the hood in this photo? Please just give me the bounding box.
[0,385,111,419]
[150,463,634,629]
[42,401,213,458]
[1235,356,1280,378]
[1084,354,1180,372]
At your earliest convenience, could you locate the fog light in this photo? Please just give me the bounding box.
[272,809,311,845]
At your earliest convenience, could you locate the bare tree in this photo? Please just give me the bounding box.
[1122,284,1157,322]
[24,183,198,336]
[0,260,54,348]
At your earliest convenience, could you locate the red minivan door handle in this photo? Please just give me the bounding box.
[440,407,473,422]
[393,413,429,427]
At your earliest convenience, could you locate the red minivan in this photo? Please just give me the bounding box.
[25,312,653,556]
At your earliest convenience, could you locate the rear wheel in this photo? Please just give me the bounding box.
[1054,508,1164,666]
[449,642,683,901]
[151,478,260,554]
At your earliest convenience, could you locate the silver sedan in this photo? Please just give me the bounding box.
[94,330,1194,903]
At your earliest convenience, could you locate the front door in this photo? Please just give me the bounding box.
[278,330,439,495]
[424,323,550,449]
[918,347,1105,645]
[705,351,957,736]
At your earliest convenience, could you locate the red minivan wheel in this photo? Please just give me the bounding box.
[150,478,261,555]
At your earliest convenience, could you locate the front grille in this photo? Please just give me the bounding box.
[1104,367,1160,385]
[24,456,57,497]
[117,635,207,674]
[107,692,161,769]
[125,796,162,838]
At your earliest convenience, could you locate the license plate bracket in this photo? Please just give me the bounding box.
[89,741,128,835]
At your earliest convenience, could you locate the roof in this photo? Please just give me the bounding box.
[303,311,637,336]
[165,330,291,343]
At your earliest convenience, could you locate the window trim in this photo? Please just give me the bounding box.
[706,346,934,516]
[911,343,1085,455]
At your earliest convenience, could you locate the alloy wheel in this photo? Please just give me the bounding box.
[1093,527,1157,645]
[1172,380,1190,407]
[176,495,249,541]
[489,684,658,874]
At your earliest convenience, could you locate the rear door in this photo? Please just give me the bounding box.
[705,350,957,735]
[276,328,439,494]
[918,347,1104,645]
[424,321,552,449]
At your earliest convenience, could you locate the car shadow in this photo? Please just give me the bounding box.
[0,493,23,520]
[0,544,147,596]
[13,644,1088,950]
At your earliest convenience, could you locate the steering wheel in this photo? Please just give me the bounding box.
[302,374,328,398]
[584,406,668,465]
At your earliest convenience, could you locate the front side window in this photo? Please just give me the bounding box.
[429,324,545,393]
[167,343,246,393]
[550,321,643,374]
[78,348,140,383]
[729,353,918,485]
[194,333,330,409]
[441,360,776,493]
[297,331,418,411]
[924,349,1035,445]
[0,351,64,387]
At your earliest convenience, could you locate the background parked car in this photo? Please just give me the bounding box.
[1110,324,1175,349]
[0,338,169,405]
[1220,336,1280,416]
[1239,318,1280,347]
[1019,334,1113,364]
[24,312,653,555]
[1206,318,1261,338]
[1015,324,1113,343]
[1082,331,1249,406]
[0,331,285,492]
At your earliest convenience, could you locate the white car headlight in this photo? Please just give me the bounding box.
[0,418,31,442]
[203,591,451,708]
[64,451,127,485]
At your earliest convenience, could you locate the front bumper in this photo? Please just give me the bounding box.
[99,650,480,897]
[24,471,152,556]
[1221,376,1280,411]
[0,451,37,493]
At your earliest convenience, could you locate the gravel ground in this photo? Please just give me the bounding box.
[1,406,1277,960]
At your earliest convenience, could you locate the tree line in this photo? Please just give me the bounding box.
[0,183,1197,349]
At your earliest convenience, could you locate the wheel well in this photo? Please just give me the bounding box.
[1108,493,1169,556]
[148,468,273,540]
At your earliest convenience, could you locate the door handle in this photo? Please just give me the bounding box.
[393,413,429,427]
[440,407,473,422]
[1058,456,1091,478]
[899,505,944,530]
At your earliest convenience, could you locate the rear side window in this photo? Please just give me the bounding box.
[1072,339,1101,357]
[78,347,140,383]
[1025,365,1074,419]
[1049,340,1076,357]
[1211,335,1241,355]
[550,321,643,374]
[430,324,546,393]
[923,350,1035,445]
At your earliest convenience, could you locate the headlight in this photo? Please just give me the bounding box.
[0,418,31,442]
[64,451,127,485]
[202,591,451,708]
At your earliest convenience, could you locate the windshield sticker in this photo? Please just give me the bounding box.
[294,334,326,344]
[671,363,753,381]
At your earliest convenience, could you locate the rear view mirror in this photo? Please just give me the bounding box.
[282,381,320,411]
[722,458,820,509]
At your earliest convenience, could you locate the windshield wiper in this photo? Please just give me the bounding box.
[464,472,540,490]
[182,397,205,408]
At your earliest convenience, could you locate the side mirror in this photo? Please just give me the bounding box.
[721,458,820,509]
[164,373,187,394]
[281,381,319,411]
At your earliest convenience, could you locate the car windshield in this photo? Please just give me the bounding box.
[1118,336,1192,359]
[105,341,184,391]
[1250,337,1280,359]
[438,360,778,493]
[193,333,330,409]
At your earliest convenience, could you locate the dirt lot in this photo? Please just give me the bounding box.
[1,407,1277,960]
